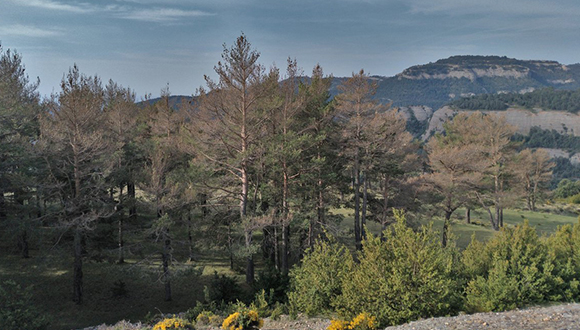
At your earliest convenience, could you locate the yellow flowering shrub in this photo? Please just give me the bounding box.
[327,313,377,330]
[348,313,377,330]
[221,309,263,330]
[327,319,349,330]
[152,316,194,330]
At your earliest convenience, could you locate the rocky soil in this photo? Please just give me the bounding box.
[85,303,580,330]
[383,303,580,330]
[262,303,580,330]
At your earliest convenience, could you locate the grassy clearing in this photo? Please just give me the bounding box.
[332,205,579,249]
[1,204,578,329]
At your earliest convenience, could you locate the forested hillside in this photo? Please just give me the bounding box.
[449,87,580,112]
[2,39,580,330]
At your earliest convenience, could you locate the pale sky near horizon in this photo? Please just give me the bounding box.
[1,0,579,99]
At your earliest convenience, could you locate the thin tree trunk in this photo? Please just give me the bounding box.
[228,223,234,270]
[163,227,172,301]
[245,229,254,284]
[316,153,324,239]
[20,229,29,258]
[0,191,5,219]
[381,175,390,242]
[73,228,83,304]
[274,225,279,270]
[127,182,136,218]
[465,208,471,224]
[187,212,195,262]
[361,172,368,241]
[442,210,452,248]
[353,163,362,251]
[282,224,290,274]
[117,216,124,264]
[281,170,289,274]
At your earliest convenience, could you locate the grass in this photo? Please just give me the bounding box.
[331,204,579,249]
[0,214,253,330]
[1,203,578,329]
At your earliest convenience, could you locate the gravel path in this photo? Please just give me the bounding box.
[383,303,580,330]
[261,303,580,330]
[83,303,580,330]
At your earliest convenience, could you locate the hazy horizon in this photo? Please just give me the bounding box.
[2,0,579,99]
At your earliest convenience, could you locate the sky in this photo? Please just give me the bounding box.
[2,0,580,99]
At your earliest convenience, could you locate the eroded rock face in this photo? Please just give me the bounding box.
[398,105,433,122]
[398,65,531,81]
[422,106,580,163]
[424,107,580,139]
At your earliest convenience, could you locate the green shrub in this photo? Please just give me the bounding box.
[335,211,462,327]
[152,316,194,330]
[288,236,353,316]
[545,220,580,300]
[464,220,555,312]
[221,308,263,330]
[196,310,223,326]
[0,280,49,330]
[253,268,289,304]
[206,271,243,304]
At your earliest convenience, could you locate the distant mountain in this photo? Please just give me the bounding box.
[136,95,194,109]
[141,55,580,110]
[349,55,580,109]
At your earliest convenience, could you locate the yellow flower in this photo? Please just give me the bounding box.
[348,313,377,330]
[327,319,349,330]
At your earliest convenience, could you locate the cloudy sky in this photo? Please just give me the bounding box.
[2,0,579,98]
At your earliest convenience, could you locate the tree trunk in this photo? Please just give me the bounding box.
[316,156,324,240]
[531,181,538,211]
[274,225,279,270]
[465,208,471,224]
[361,172,368,241]
[228,223,234,270]
[381,175,390,242]
[187,213,195,262]
[162,227,172,301]
[117,205,124,264]
[281,170,290,274]
[353,163,362,251]
[127,182,136,218]
[73,228,83,304]
[282,223,290,274]
[19,229,29,259]
[487,207,499,231]
[0,191,6,220]
[116,182,125,263]
[441,210,452,248]
[245,229,254,284]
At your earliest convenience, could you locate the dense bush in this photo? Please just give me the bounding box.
[553,179,580,199]
[253,268,290,304]
[545,221,580,300]
[287,236,353,316]
[463,221,555,312]
[221,308,263,330]
[152,316,194,330]
[0,280,49,330]
[328,313,378,330]
[335,212,462,327]
[205,271,244,304]
[286,214,580,326]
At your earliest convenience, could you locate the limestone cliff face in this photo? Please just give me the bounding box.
[423,107,580,163]
[424,107,580,139]
[398,105,433,122]
[398,65,531,81]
